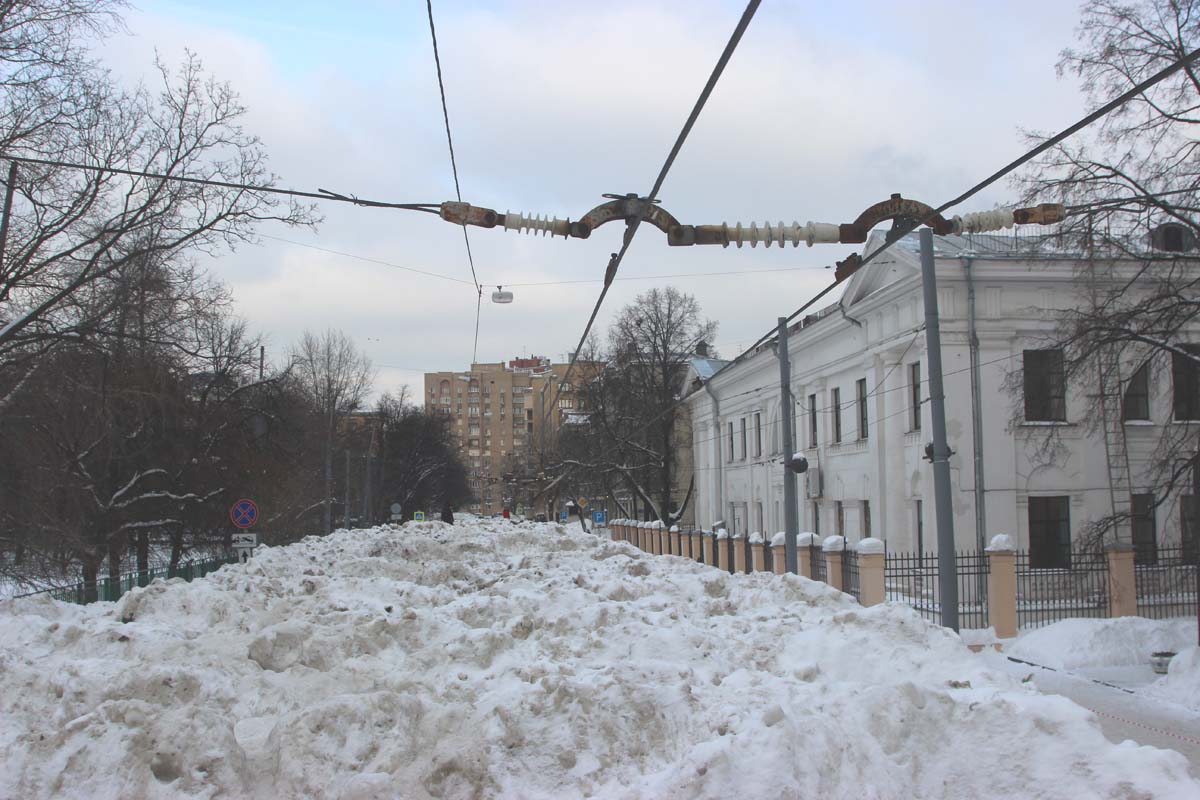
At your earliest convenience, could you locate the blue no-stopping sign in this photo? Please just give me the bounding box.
[230,499,259,529]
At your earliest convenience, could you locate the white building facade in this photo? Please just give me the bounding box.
[685,231,1198,563]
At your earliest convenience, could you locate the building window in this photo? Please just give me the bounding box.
[1131,493,1157,565]
[862,499,871,539]
[1028,496,1071,569]
[856,378,868,440]
[835,500,844,536]
[808,393,818,447]
[727,422,734,463]
[1123,362,1151,421]
[740,417,747,460]
[832,387,842,443]
[1172,344,1200,421]
[754,413,762,458]
[1024,349,1066,422]
[909,362,922,431]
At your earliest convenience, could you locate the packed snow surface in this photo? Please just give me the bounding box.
[2,519,1197,799]
[1008,616,1196,670]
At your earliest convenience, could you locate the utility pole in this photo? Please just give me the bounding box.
[259,345,265,381]
[777,317,799,573]
[920,228,959,631]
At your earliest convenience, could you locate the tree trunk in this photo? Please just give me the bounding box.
[136,530,149,587]
[82,555,99,604]
[169,529,183,571]
[106,533,122,597]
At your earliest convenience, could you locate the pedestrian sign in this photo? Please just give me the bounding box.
[559,511,569,522]
[230,499,258,529]
[414,511,426,522]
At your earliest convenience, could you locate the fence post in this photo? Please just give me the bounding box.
[733,532,747,573]
[1106,543,1137,618]
[659,522,670,556]
[669,525,681,556]
[771,535,787,574]
[796,533,816,578]
[637,522,646,551]
[690,529,702,561]
[857,538,886,607]
[750,533,766,572]
[703,531,716,567]
[716,530,730,572]
[824,536,845,592]
[985,535,1018,639]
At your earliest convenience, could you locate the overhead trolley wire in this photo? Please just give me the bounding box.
[539,0,762,431]
[0,153,441,211]
[426,0,485,362]
[726,41,1200,370]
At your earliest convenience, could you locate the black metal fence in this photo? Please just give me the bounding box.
[1015,548,1109,629]
[1136,544,1198,620]
[884,551,990,629]
[809,543,826,583]
[841,548,860,600]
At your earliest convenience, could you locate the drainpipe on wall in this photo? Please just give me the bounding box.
[964,255,988,551]
[703,379,723,530]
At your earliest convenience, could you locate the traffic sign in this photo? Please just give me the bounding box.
[592,510,607,525]
[559,511,569,522]
[414,511,426,522]
[390,503,402,515]
[578,498,589,507]
[232,533,257,548]
[230,499,259,529]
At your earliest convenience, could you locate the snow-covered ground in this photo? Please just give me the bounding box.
[2,518,1197,798]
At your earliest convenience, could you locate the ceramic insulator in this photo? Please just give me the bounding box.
[503,211,570,238]
[954,208,1016,234]
[720,220,841,248]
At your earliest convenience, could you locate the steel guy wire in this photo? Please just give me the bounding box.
[539,0,761,435]
[726,42,1200,370]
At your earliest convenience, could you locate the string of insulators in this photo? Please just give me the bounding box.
[715,220,842,248]
[502,210,570,238]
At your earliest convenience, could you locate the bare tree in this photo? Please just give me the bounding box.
[1017,0,1200,551]
[289,329,375,534]
[560,287,715,523]
[372,391,469,521]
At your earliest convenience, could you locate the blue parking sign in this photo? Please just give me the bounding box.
[592,510,607,525]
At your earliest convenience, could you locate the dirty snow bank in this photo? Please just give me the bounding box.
[1,520,1196,799]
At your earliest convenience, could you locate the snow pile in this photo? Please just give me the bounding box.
[1147,646,1200,712]
[1,519,1196,798]
[986,534,1014,551]
[1008,616,1196,670]
[748,532,763,545]
[821,535,845,552]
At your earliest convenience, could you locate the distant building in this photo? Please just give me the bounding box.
[684,230,1199,564]
[424,357,600,516]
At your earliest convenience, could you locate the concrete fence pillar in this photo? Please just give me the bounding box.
[659,524,670,556]
[796,533,817,579]
[716,532,730,572]
[670,526,681,556]
[703,532,716,567]
[823,536,845,592]
[750,534,766,572]
[733,533,747,574]
[856,538,885,606]
[690,530,702,561]
[1106,543,1137,618]
[985,537,1018,639]
[649,523,659,555]
[636,523,646,551]
[771,542,787,574]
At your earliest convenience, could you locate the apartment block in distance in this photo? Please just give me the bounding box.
[424,356,595,516]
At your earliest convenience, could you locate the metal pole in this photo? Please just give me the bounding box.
[0,161,17,275]
[344,449,352,530]
[920,229,959,631]
[778,317,799,573]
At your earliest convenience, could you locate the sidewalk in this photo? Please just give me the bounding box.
[992,655,1200,777]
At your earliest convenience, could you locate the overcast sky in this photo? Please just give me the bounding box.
[101,1,1086,398]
